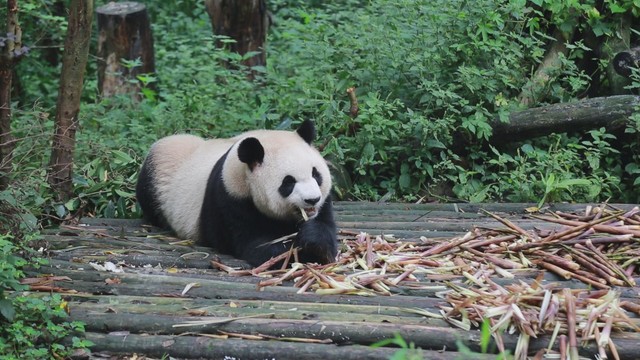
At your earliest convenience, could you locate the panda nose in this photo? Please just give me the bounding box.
[304,197,321,205]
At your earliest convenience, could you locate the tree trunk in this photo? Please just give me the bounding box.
[48,0,93,202]
[204,0,268,79]
[0,0,21,190]
[518,28,574,106]
[96,1,156,100]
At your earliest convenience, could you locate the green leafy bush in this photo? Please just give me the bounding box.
[0,234,92,359]
[263,0,629,202]
[5,0,640,222]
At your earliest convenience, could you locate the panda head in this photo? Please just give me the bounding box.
[222,120,332,221]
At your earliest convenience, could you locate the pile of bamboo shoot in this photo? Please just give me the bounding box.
[212,205,640,359]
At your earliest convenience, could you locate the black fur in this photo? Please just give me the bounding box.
[312,167,323,186]
[296,120,316,144]
[237,137,264,171]
[278,175,296,198]
[199,151,338,267]
[135,155,169,229]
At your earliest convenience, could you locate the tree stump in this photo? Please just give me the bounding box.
[96,1,155,100]
[204,0,268,79]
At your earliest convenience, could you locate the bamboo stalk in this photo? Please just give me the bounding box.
[463,246,523,269]
[563,289,580,360]
[483,210,534,239]
[563,246,621,284]
[466,234,518,249]
[420,231,476,257]
[532,251,580,271]
[582,240,636,286]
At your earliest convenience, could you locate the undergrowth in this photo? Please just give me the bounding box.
[4,0,640,223]
[0,234,93,359]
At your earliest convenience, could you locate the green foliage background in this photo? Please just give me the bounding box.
[3,0,640,226]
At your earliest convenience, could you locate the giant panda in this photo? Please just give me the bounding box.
[135,120,338,267]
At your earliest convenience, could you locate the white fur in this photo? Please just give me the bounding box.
[148,128,331,240]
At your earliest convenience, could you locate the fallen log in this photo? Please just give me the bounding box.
[26,265,450,309]
[65,293,451,327]
[75,332,489,360]
[71,310,500,353]
[71,310,640,359]
[490,95,640,142]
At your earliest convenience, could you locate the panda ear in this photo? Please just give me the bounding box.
[296,120,316,144]
[237,137,264,171]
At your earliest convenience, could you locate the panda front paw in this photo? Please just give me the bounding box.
[296,219,338,264]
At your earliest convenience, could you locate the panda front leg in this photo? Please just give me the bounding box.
[240,203,338,267]
[295,198,338,264]
[241,237,295,268]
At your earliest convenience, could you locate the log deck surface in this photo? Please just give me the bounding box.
[35,202,640,359]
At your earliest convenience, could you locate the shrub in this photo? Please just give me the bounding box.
[5,0,639,222]
[0,234,92,359]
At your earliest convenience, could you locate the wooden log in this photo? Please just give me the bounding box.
[26,266,452,308]
[50,251,216,269]
[71,309,491,352]
[43,293,429,319]
[96,1,155,99]
[66,294,451,327]
[491,95,640,142]
[28,263,640,311]
[337,219,559,231]
[333,202,638,214]
[75,332,488,360]
[70,309,640,359]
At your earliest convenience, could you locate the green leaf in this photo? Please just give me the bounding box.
[480,318,491,353]
[555,178,591,189]
[609,3,626,13]
[520,144,534,154]
[469,185,491,203]
[114,189,134,198]
[0,299,16,322]
[55,204,67,219]
[399,173,411,189]
[425,139,446,149]
[104,201,116,218]
[111,150,134,164]
[65,198,80,212]
[362,143,375,160]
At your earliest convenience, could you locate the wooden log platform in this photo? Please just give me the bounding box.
[30,202,640,359]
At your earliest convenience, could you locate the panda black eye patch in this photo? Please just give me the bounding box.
[278,175,297,197]
[312,167,323,186]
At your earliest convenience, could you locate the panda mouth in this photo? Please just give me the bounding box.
[299,207,318,221]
